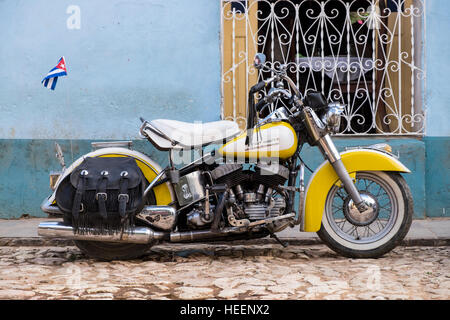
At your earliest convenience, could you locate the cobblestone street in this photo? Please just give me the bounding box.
[0,244,448,300]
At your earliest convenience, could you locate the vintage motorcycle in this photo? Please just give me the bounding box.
[38,53,413,260]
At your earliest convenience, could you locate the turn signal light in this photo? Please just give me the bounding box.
[370,143,392,153]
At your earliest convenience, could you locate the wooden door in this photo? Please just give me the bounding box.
[376,0,415,134]
[222,1,258,130]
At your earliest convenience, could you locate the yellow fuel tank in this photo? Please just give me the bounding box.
[218,121,298,160]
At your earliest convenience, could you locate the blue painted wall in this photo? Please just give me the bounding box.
[425,0,450,137]
[0,0,222,140]
[0,0,448,219]
[424,0,450,217]
[0,137,427,219]
[423,137,450,217]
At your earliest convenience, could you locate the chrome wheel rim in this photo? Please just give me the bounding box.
[325,172,399,244]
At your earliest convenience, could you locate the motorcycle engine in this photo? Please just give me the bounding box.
[186,202,215,229]
[184,163,289,229]
[227,184,286,224]
[212,163,289,225]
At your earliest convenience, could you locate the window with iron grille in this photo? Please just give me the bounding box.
[221,0,426,135]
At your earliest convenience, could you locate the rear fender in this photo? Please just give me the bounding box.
[302,149,410,232]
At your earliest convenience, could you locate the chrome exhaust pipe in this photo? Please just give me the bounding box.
[170,226,253,242]
[38,221,166,244]
[170,214,295,242]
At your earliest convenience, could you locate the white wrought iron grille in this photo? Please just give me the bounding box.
[221,0,426,135]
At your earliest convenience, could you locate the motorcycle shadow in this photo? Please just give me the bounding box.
[141,243,341,262]
[3,243,342,265]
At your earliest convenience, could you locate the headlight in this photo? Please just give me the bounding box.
[321,102,345,134]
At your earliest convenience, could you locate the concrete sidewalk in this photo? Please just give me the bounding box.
[0,217,449,247]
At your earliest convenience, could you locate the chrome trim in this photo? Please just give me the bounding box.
[91,141,133,150]
[136,205,177,231]
[142,122,191,149]
[258,106,291,126]
[266,87,292,101]
[330,159,364,210]
[295,162,305,228]
[38,221,166,244]
[170,215,294,242]
[143,169,167,199]
[321,103,345,134]
[170,226,248,242]
[367,143,391,152]
[317,134,341,163]
[302,107,325,143]
[281,74,301,97]
[345,144,398,159]
[187,208,214,228]
[345,192,379,226]
[173,171,206,207]
[317,130,365,209]
[40,198,63,216]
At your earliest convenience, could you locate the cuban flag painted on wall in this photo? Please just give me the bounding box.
[41,57,67,90]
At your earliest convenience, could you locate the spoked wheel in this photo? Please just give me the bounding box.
[317,171,413,258]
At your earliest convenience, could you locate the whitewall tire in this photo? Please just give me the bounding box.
[317,171,413,258]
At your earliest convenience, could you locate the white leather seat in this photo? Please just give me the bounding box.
[146,119,241,149]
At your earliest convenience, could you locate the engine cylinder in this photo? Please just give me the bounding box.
[244,197,286,221]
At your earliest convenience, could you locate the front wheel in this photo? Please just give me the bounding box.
[317,171,413,258]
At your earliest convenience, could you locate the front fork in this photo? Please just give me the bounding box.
[317,134,366,211]
[302,107,366,212]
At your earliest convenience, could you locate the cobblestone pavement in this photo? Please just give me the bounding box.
[0,244,448,300]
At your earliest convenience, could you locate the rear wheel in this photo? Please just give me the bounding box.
[317,171,413,258]
[72,240,152,261]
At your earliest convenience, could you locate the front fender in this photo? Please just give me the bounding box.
[44,147,175,214]
[302,149,410,232]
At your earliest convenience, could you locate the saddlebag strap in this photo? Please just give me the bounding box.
[96,171,109,220]
[72,170,88,220]
[118,172,129,221]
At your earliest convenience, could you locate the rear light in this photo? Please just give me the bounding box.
[49,171,62,190]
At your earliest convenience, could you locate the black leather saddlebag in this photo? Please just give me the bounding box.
[55,157,145,234]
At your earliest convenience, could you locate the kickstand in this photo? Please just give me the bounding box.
[269,231,289,248]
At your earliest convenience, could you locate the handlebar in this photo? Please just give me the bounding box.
[249,64,303,118]
[250,80,266,94]
[255,87,292,112]
[255,98,267,112]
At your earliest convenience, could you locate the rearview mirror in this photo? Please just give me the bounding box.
[253,53,266,70]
